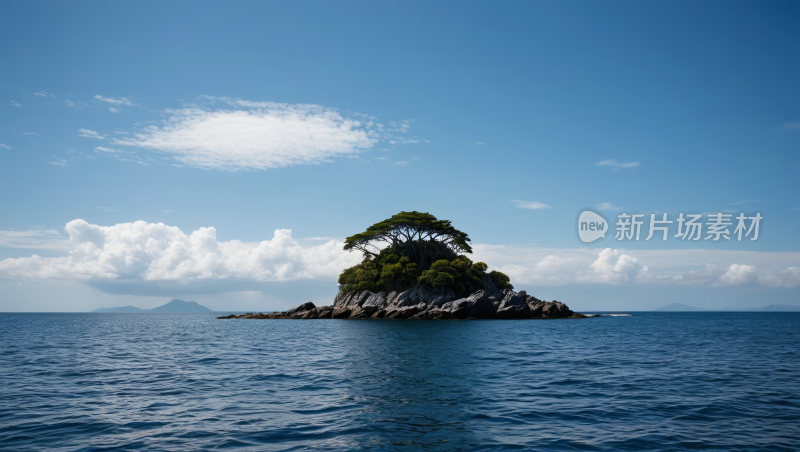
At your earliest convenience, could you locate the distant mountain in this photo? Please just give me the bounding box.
[149,299,212,313]
[654,302,800,312]
[750,304,800,312]
[91,299,212,313]
[654,303,709,311]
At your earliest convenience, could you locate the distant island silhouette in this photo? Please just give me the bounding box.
[92,299,212,313]
[655,302,800,312]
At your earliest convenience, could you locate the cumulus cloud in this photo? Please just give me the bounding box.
[597,159,639,170]
[79,129,106,139]
[512,200,552,210]
[587,249,649,283]
[0,220,361,290]
[94,95,135,106]
[112,101,378,170]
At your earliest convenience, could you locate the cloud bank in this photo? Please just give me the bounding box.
[112,100,380,170]
[1,221,798,294]
[473,245,800,288]
[0,220,361,288]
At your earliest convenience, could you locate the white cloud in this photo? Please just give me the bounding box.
[34,92,48,97]
[782,121,800,130]
[109,108,120,113]
[597,159,639,171]
[472,245,800,288]
[79,129,106,140]
[587,248,649,283]
[512,200,552,210]
[113,102,377,170]
[410,157,420,160]
[0,220,361,287]
[98,207,120,212]
[475,142,486,145]
[47,157,68,166]
[94,95,135,106]
[94,146,119,153]
[597,202,624,211]
[0,229,69,250]
[65,100,90,108]
[0,144,10,149]
[10,101,22,108]
[393,161,408,166]
[759,267,800,288]
[718,264,757,285]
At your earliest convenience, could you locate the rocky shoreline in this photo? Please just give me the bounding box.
[218,286,587,320]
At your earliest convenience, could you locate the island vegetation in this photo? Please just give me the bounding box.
[338,211,512,296]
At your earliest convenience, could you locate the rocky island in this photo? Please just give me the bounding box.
[219,211,586,320]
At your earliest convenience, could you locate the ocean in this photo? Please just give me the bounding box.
[0,312,798,451]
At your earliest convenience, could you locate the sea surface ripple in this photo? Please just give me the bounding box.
[0,312,798,451]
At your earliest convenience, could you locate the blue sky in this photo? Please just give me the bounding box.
[1,1,798,312]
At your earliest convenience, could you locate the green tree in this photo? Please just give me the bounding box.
[343,211,472,270]
[339,212,513,295]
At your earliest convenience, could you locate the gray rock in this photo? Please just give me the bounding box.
[362,292,388,309]
[465,291,497,318]
[386,302,427,319]
[388,285,457,309]
[304,306,333,319]
[497,289,528,311]
[428,298,469,319]
[496,304,530,319]
[284,301,316,317]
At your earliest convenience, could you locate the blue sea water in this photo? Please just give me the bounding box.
[0,312,798,451]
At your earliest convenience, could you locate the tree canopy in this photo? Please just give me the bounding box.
[343,211,473,270]
[339,212,512,296]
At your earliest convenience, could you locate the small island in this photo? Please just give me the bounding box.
[220,212,586,320]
